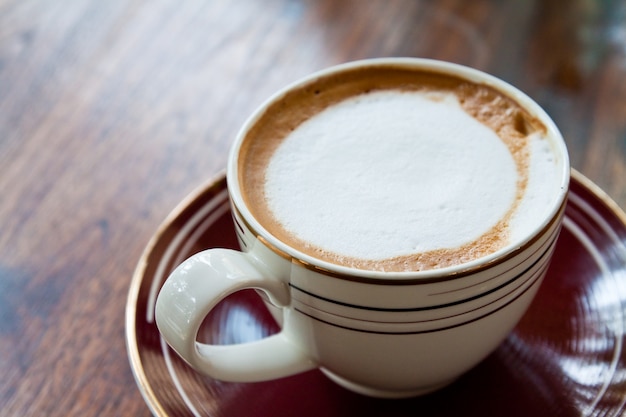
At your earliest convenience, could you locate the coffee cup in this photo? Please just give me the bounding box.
[155,58,570,398]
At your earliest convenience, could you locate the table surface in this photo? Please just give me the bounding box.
[1,0,625,415]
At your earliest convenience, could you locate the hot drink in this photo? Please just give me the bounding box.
[238,65,563,271]
[157,59,570,398]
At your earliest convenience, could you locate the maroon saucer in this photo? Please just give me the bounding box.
[126,170,626,417]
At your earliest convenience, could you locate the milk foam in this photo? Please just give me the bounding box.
[264,91,522,262]
[509,133,561,243]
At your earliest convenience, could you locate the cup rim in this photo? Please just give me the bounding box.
[227,57,571,281]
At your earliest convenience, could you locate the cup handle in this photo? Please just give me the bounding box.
[155,248,317,382]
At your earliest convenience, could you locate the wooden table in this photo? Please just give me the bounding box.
[1,0,624,415]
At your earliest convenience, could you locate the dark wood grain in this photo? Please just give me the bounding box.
[0,0,624,415]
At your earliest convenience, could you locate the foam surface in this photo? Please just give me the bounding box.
[264,91,519,262]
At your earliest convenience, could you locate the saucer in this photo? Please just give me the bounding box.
[126,170,626,417]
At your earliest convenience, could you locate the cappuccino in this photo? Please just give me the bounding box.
[239,65,562,271]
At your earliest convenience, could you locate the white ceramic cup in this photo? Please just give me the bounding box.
[155,58,570,398]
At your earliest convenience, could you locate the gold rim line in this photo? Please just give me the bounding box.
[126,250,168,417]
[231,187,569,285]
[125,171,227,417]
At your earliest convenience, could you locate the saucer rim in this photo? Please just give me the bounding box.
[124,168,626,417]
[125,170,227,417]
